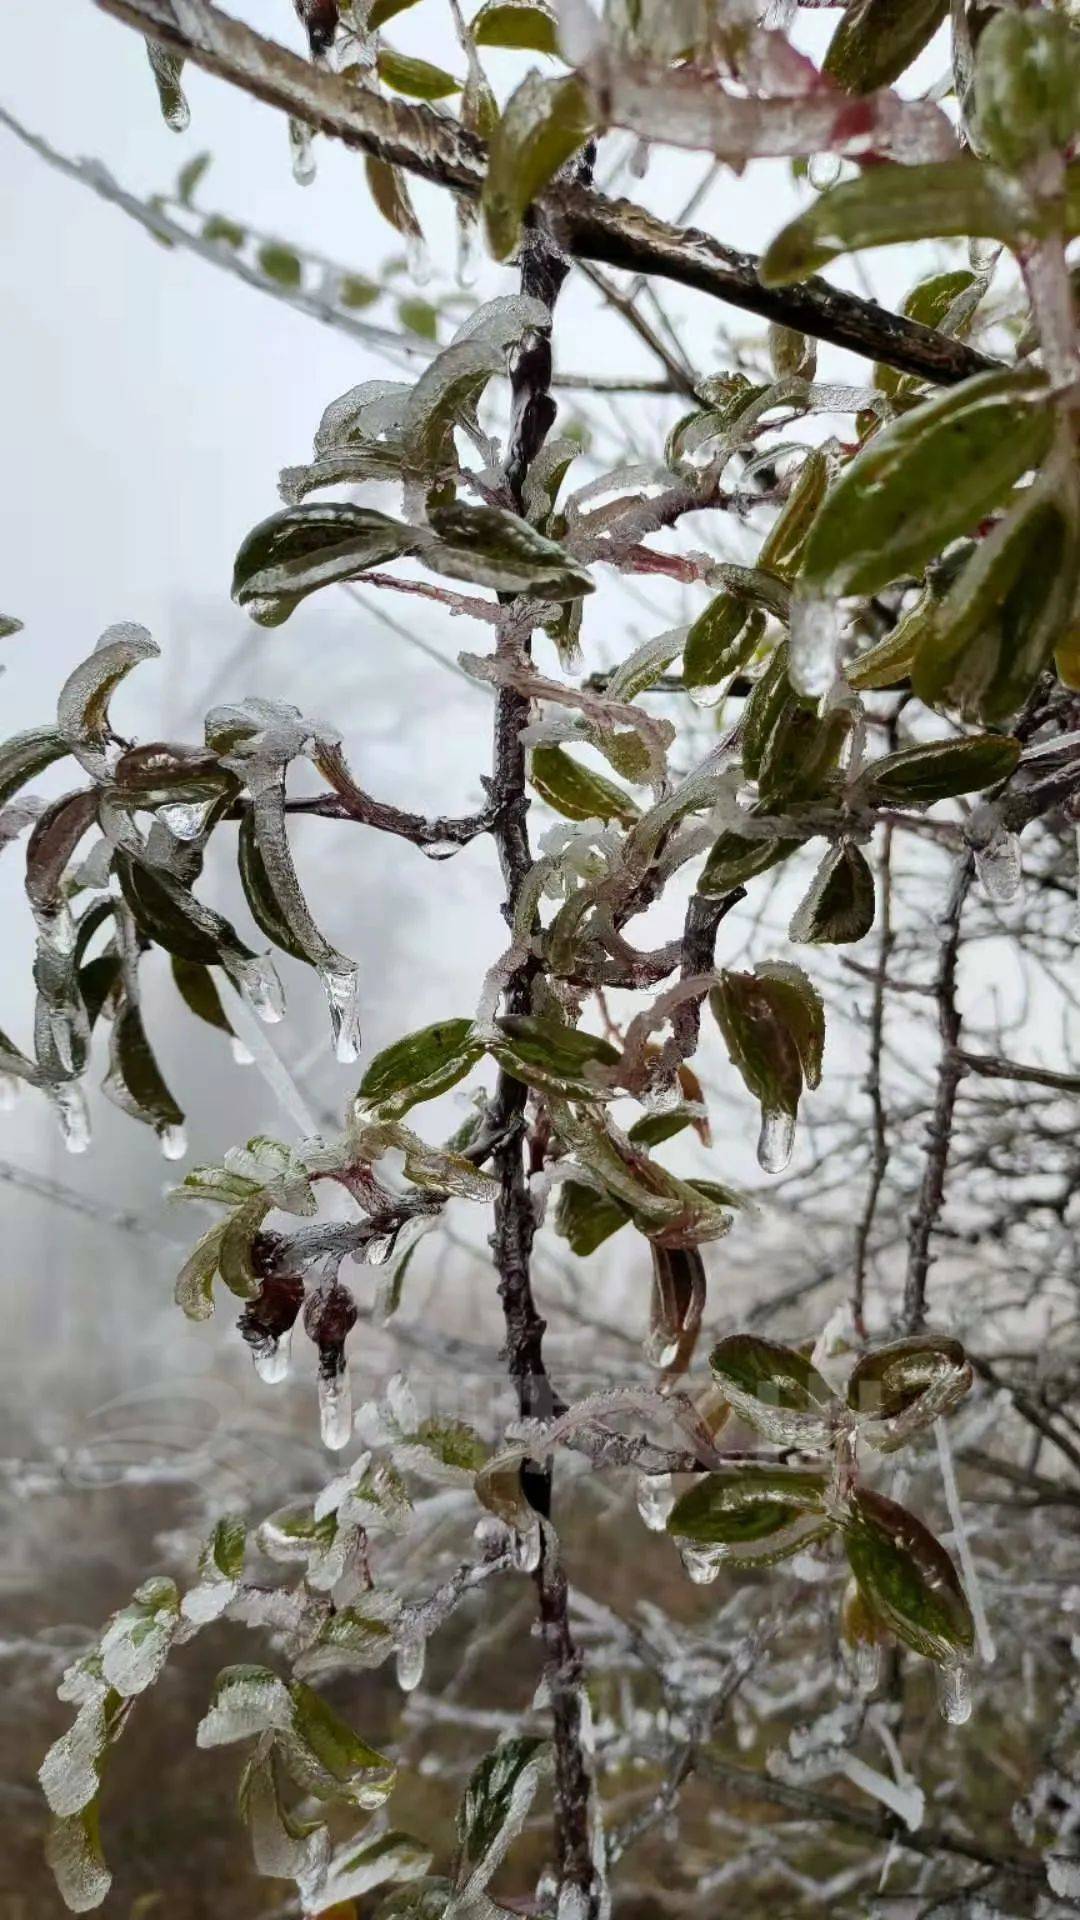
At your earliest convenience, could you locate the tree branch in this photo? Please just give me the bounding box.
[902,852,971,1334]
[92,0,995,386]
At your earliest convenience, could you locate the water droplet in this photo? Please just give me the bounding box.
[975,828,1021,904]
[53,1083,91,1155]
[318,1364,353,1451]
[0,1073,17,1113]
[635,1471,675,1533]
[319,963,362,1064]
[159,1123,187,1162]
[159,798,215,843]
[643,1329,680,1369]
[789,593,839,698]
[679,1542,724,1585]
[513,1521,542,1574]
[230,1035,254,1067]
[757,1106,795,1174]
[364,1229,397,1267]
[850,1639,882,1696]
[146,39,191,131]
[253,1327,293,1386]
[395,1636,426,1692]
[419,839,460,862]
[809,152,843,191]
[936,1661,972,1725]
[289,116,317,185]
[230,953,286,1026]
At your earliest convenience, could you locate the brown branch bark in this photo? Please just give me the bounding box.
[902,852,971,1333]
[93,0,995,386]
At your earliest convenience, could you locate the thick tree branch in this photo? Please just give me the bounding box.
[93,0,995,386]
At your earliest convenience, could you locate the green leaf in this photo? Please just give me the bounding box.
[472,0,560,53]
[490,1013,619,1099]
[554,1178,631,1255]
[710,962,824,1168]
[757,449,829,583]
[339,273,380,310]
[257,243,302,289]
[236,808,311,965]
[483,70,594,261]
[708,1334,837,1446]
[202,214,246,248]
[853,733,1021,806]
[46,1801,112,1914]
[396,296,439,341]
[282,1681,396,1806]
[115,853,253,968]
[627,1108,692,1149]
[789,841,875,945]
[974,9,1080,173]
[847,1335,972,1452]
[171,957,234,1038]
[875,270,977,398]
[647,1242,707,1371]
[196,1665,295,1748]
[218,1195,272,1302]
[843,1487,975,1664]
[824,0,946,94]
[458,1736,551,1893]
[99,1577,180,1697]
[357,1018,483,1119]
[0,613,24,639]
[760,159,1017,284]
[232,503,419,626]
[377,47,462,98]
[174,1220,227,1321]
[203,1515,247,1582]
[530,743,639,824]
[369,0,423,24]
[667,1466,832,1567]
[176,150,211,206]
[323,1830,433,1907]
[847,584,941,690]
[375,1879,454,1919]
[799,369,1054,600]
[424,503,594,599]
[697,818,801,898]
[0,727,66,808]
[683,597,764,697]
[57,625,160,775]
[366,154,424,246]
[103,1003,185,1143]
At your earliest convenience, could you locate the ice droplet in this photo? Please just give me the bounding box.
[289,116,317,185]
[642,1329,680,1369]
[628,137,651,179]
[757,1106,795,1174]
[230,1035,255,1067]
[253,1326,293,1385]
[635,1471,675,1533]
[230,953,286,1025]
[679,1542,724,1585]
[1048,1854,1080,1899]
[513,1521,543,1574]
[156,1123,186,1163]
[319,963,362,1063]
[53,1083,91,1155]
[850,1638,882,1696]
[975,828,1021,904]
[146,39,191,132]
[456,205,479,288]
[419,839,461,862]
[406,229,431,286]
[0,1072,17,1112]
[318,1364,353,1451]
[159,798,216,843]
[395,1636,426,1692]
[809,151,843,191]
[789,593,839,698]
[935,1662,972,1725]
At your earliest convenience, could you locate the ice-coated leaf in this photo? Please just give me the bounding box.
[789,841,876,946]
[473,0,559,52]
[232,504,418,627]
[357,1017,483,1119]
[322,1829,433,1906]
[457,1736,552,1894]
[756,681,851,812]
[853,733,1021,806]
[682,597,764,698]
[218,1194,273,1301]
[875,269,978,399]
[760,159,1017,284]
[490,1013,620,1099]
[176,149,211,207]
[395,1416,489,1485]
[0,726,68,808]
[482,69,594,261]
[296,1597,399,1677]
[365,155,425,254]
[99,1577,180,1698]
[799,369,1054,601]
[370,0,423,24]
[422,503,594,599]
[667,1466,833,1567]
[170,1161,263,1207]
[847,584,940,690]
[824,0,946,94]
[554,1178,631,1256]
[974,9,1080,173]
[238,1750,330,1907]
[45,1801,111,1914]
[530,743,639,824]
[114,852,254,969]
[843,1487,975,1664]
[393,1130,498,1202]
[708,1334,837,1446]
[697,818,801,898]
[170,956,234,1040]
[196,1664,295,1748]
[145,36,189,131]
[103,1002,185,1146]
[757,449,829,584]
[202,1514,247,1583]
[401,340,501,478]
[236,808,310,964]
[913,489,1080,726]
[847,1335,973,1451]
[375,1879,454,1919]
[25,790,100,920]
[282,1681,396,1807]
[376,47,462,98]
[647,1242,706,1372]
[174,1220,226,1321]
[710,963,824,1167]
[0,613,24,639]
[57,625,160,777]
[40,1694,111,1819]
[223,1136,317,1215]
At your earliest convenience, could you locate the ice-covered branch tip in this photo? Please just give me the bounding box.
[92,0,994,386]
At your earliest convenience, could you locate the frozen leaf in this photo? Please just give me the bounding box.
[323,1830,433,1906]
[530,743,639,824]
[847,584,941,690]
[365,156,425,266]
[232,503,419,626]
[370,0,424,22]
[171,956,234,1041]
[853,733,1021,806]
[799,369,1054,601]
[376,1880,454,1919]
[401,340,501,477]
[0,727,68,808]
[757,449,829,583]
[843,1487,975,1665]
[377,47,462,98]
[218,1195,273,1301]
[824,0,946,94]
[0,613,24,639]
[282,1681,396,1807]
[25,790,100,922]
[668,1466,833,1568]
[394,1417,489,1486]
[115,852,255,970]
[423,503,594,599]
[789,841,876,946]
[196,1665,295,1748]
[176,149,211,206]
[646,1243,705,1372]
[974,9,1080,173]
[491,1013,619,1099]
[483,70,594,261]
[554,1178,630,1255]
[223,1136,317,1214]
[458,1736,552,1895]
[99,1577,180,1698]
[103,1003,185,1146]
[710,964,823,1169]
[473,0,559,53]
[761,159,1017,284]
[296,1598,399,1677]
[708,1334,838,1447]
[171,1162,263,1207]
[40,1695,112,1819]
[683,597,764,701]
[875,269,978,398]
[698,818,801,898]
[57,625,160,777]
[847,1335,972,1451]
[45,1801,111,1914]
[238,1751,330,1906]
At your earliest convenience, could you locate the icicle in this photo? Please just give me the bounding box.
[405,229,431,287]
[628,138,651,180]
[158,1123,187,1162]
[975,827,1021,904]
[53,1083,91,1155]
[230,953,286,1025]
[0,1073,17,1112]
[935,1661,972,1725]
[253,1326,293,1386]
[230,1035,254,1067]
[456,203,479,288]
[635,1471,675,1533]
[679,1542,724,1585]
[395,1636,426,1692]
[146,38,191,132]
[935,1416,996,1664]
[512,1521,542,1574]
[757,1106,795,1174]
[318,1363,353,1451]
[849,1638,882,1696]
[289,116,317,185]
[319,962,362,1064]
[789,593,840,698]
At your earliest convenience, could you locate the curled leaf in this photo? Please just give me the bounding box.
[482,70,594,261]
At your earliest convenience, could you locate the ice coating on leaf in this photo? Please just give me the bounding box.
[975,827,1022,904]
[40,1697,108,1818]
[57,626,160,778]
[240,1752,331,1906]
[320,961,363,1064]
[195,1665,294,1748]
[45,1804,112,1915]
[227,951,286,1025]
[321,1829,434,1906]
[99,1578,179,1697]
[457,1734,553,1897]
